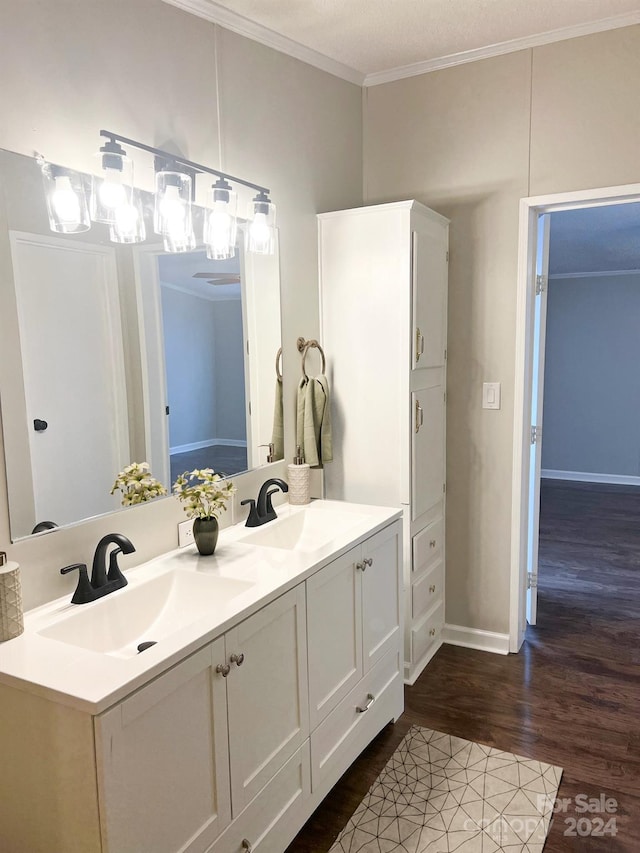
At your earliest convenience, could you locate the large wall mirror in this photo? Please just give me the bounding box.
[0,149,283,541]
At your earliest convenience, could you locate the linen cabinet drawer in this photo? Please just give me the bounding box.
[310,649,402,794]
[211,742,311,853]
[411,560,444,621]
[411,599,444,664]
[412,517,443,575]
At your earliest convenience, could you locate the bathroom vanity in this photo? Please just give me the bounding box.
[0,500,403,853]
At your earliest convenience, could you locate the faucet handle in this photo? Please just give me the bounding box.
[60,563,96,605]
[240,498,261,528]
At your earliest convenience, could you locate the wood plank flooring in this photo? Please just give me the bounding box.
[287,479,640,852]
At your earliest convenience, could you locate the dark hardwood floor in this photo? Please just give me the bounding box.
[287,479,640,851]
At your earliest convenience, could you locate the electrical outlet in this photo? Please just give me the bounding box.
[178,519,195,547]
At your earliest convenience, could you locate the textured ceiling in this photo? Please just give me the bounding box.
[549,203,640,275]
[205,0,640,75]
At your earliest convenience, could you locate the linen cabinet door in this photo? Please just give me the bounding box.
[411,215,448,370]
[411,385,445,521]
[95,640,230,853]
[225,585,309,816]
[361,522,402,672]
[307,545,363,728]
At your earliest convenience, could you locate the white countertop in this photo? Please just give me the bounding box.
[0,500,401,715]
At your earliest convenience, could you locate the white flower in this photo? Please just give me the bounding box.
[111,462,167,506]
[173,469,237,520]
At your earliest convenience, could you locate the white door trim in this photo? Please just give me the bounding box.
[509,182,640,653]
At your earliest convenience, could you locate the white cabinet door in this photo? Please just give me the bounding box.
[307,544,363,729]
[411,385,445,521]
[361,524,402,673]
[411,216,448,370]
[95,640,231,853]
[226,586,309,816]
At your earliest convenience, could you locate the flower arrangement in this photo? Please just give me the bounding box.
[173,468,236,519]
[111,462,167,506]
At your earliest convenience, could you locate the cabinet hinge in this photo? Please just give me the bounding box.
[527,571,538,590]
[535,274,547,295]
[444,391,447,403]
[443,483,446,494]
[444,348,447,361]
[530,425,542,444]
[446,251,449,263]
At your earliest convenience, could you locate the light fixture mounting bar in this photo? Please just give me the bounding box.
[99,130,270,195]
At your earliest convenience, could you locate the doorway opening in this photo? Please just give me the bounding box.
[510,183,640,652]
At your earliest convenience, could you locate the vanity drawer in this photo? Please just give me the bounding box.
[412,517,444,575]
[412,559,444,621]
[411,599,444,665]
[211,742,311,853]
[310,649,402,793]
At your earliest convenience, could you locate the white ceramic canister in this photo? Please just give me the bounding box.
[0,552,24,641]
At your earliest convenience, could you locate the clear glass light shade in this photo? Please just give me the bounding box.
[91,152,134,224]
[204,182,237,260]
[163,225,196,254]
[154,170,192,240]
[109,190,146,244]
[246,194,276,255]
[42,167,90,234]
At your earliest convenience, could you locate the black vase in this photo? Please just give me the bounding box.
[193,516,219,556]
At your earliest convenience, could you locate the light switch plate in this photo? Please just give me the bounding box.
[482,382,501,410]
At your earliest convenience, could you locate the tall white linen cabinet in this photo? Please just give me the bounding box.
[319,200,449,684]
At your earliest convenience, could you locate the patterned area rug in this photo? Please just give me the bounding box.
[330,726,562,853]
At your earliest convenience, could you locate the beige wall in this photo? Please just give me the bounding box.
[0,0,362,609]
[364,26,640,634]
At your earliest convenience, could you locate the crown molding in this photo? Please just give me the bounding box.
[362,11,640,86]
[162,0,364,85]
[163,2,640,89]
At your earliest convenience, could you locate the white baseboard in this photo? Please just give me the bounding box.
[442,624,510,655]
[541,469,640,487]
[170,439,247,454]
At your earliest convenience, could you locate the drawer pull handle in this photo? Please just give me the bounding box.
[429,628,436,637]
[415,327,425,362]
[429,539,437,548]
[415,400,424,433]
[356,561,366,572]
[242,840,253,852]
[429,584,436,593]
[216,663,231,677]
[363,557,373,567]
[356,693,376,714]
[230,652,245,667]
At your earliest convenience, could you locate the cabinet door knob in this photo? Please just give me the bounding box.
[230,652,245,667]
[216,663,231,677]
[429,584,436,593]
[356,561,366,572]
[356,693,376,714]
[363,557,373,567]
[242,840,253,852]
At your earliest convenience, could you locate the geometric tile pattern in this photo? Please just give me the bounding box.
[0,566,24,641]
[330,726,562,853]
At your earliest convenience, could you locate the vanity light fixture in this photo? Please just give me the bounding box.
[91,138,132,225]
[40,130,275,255]
[204,177,238,259]
[247,190,277,255]
[41,164,91,234]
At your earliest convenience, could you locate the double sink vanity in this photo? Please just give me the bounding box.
[0,499,404,853]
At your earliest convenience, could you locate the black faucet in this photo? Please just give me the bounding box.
[241,478,289,527]
[60,533,136,605]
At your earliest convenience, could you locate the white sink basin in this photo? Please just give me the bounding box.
[240,505,369,552]
[38,570,254,659]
